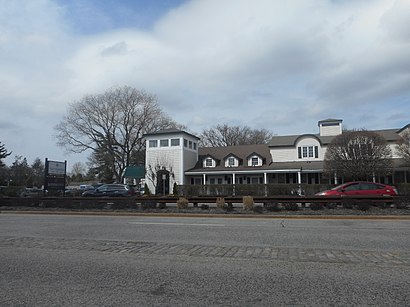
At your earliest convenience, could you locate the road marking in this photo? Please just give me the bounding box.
[128,222,225,227]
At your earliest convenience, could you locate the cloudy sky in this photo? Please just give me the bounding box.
[1,0,409,168]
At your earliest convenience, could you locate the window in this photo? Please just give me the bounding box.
[193,142,197,150]
[298,146,319,159]
[171,138,180,146]
[149,140,158,148]
[344,183,360,191]
[184,139,188,147]
[218,178,222,184]
[189,141,192,149]
[228,157,235,167]
[251,157,259,166]
[160,139,169,147]
[205,158,213,167]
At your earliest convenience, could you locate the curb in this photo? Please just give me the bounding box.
[1,210,410,220]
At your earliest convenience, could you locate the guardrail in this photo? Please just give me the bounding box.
[0,195,406,209]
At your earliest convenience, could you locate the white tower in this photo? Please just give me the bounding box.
[144,129,200,194]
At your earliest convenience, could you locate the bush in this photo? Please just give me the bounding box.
[325,202,337,209]
[393,196,409,209]
[200,204,209,210]
[143,183,151,196]
[216,197,226,209]
[356,202,370,211]
[310,203,324,211]
[141,201,157,209]
[265,202,282,212]
[253,205,263,213]
[173,183,178,196]
[176,197,189,209]
[284,202,299,211]
[158,203,167,209]
[341,198,355,209]
[242,196,254,210]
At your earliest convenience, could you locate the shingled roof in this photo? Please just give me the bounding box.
[188,144,272,172]
[268,128,403,147]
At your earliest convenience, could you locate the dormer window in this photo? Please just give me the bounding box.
[228,157,235,167]
[251,157,259,166]
[247,153,263,167]
[205,158,213,167]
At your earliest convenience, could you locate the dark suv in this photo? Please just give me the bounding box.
[81,184,135,197]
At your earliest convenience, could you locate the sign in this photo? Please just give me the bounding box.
[48,160,66,175]
[44,159,67,193]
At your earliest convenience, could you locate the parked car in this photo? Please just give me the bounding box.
[81,184,135,197]
[316,182,398,196]
[20,187,43,197]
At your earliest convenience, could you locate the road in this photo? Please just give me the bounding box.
[0,213,409,306]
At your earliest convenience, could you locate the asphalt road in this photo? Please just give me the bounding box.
[1,213,409,306]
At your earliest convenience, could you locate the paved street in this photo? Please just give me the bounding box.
[0,213,409,306]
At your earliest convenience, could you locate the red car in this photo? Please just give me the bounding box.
[316,182,398,196]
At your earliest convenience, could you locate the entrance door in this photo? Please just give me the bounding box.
[156,169,170,195]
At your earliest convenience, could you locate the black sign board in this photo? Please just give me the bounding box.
[44,159,67,193]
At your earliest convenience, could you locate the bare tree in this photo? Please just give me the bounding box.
[55,86,183,182]
[146,154,175,195]
[69,162,86,183]
[199,124,273,147]
[397,129,410,165]
[324,130,393,181]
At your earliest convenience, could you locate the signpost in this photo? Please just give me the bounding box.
[44,159,67,195]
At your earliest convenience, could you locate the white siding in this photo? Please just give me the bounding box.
[145,132,198,193]
[319,124,342,136]
[270,148,295,162]
[270,137,323,162]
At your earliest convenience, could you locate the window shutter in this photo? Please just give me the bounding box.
[298,147,302,159]
[315,146,319,158]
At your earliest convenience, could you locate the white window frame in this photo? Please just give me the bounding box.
[251,157,259,166]
[228,157,235,167]
[205,158,213,168]
[171,138,180,146]
[160,139,169,147]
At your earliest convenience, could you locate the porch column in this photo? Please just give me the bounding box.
[232,173,236,196]
[203,174,206,185]
[264,172,268,196]
[334,172,338,185]
[297,169,302,196]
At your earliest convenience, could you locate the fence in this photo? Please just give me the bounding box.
[177,184,334,197]
[0,195,408,210]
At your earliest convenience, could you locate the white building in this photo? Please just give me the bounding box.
[144,119,410,194]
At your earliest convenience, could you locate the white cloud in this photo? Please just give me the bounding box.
[0,0,410,166]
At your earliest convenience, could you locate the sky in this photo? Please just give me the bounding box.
[1,0,410,170]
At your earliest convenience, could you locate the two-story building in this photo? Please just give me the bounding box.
[144,119,409,194]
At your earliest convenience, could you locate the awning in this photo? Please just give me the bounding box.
[123,166,145,178]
